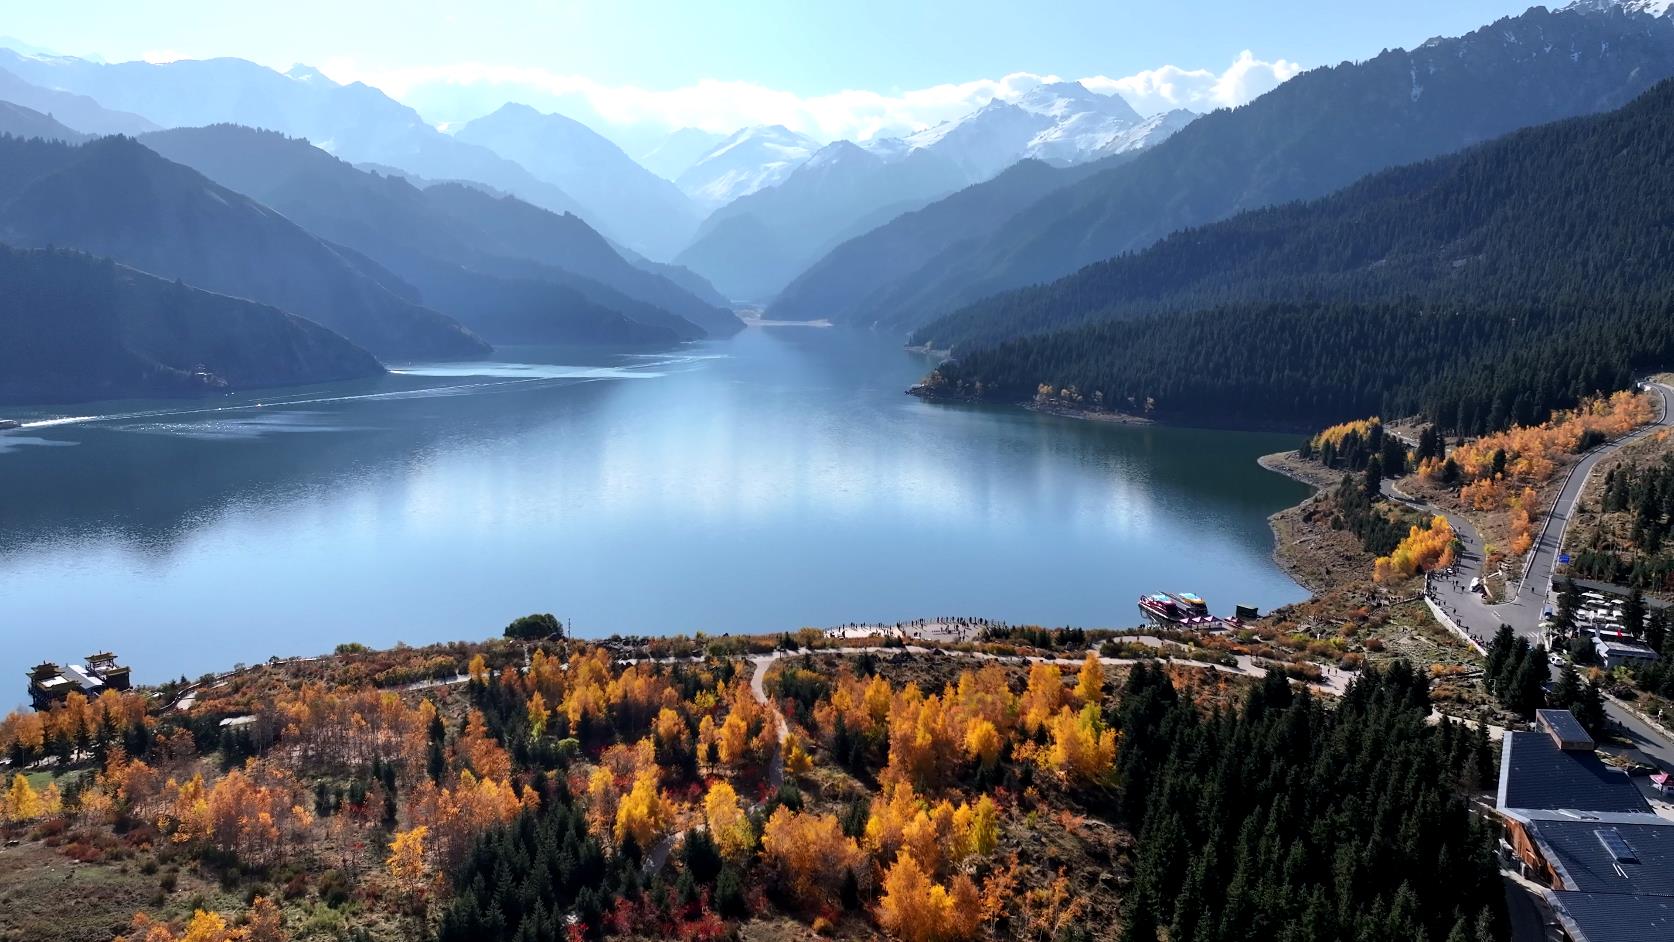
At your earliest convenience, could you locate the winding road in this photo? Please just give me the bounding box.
[1420,382,1673,646]
[1396,383,1674,768]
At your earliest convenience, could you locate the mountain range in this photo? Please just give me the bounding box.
[0,133,489,361]
[3,0,1672,412]
[453,103,703,260]
[0,245,383,404]
[675,124,821,208]
[140,124,739,345]
[0,51,601,241]
[924,69,1674,430]
[0,65,154,135]
[768,156,1116,327]
[637,127,727,182]
[667,82,1193,302]
[787,1,1674,340]
[0,98,88,143]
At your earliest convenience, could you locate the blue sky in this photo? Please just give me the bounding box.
[4,0,1543,144]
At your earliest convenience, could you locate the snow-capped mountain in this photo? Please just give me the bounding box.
[1028,107,1198,163]
[880,99,1054,181]
[1565,0,1673,15]
[639,127,726,181]
[1017,80,1142,122]
[860,81,1193,183]
[676,125,820,208]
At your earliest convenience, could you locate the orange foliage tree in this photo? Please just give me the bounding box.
[761,806,864,910]
[1373,515,1457,584]
[876,851,983,942]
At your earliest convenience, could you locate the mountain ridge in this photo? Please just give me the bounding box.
[0,244,384,405]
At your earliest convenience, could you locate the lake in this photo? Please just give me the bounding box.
[0,327,1309,688]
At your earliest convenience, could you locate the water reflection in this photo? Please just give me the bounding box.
[0,329,1308,684]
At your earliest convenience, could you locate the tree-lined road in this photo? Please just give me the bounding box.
[1404,383,1674,769]
[1419,382,1673,645]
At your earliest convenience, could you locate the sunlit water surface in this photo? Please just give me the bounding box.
[0,328,1308,687]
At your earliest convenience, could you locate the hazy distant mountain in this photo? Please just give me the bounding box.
[0,99,88,143]
[673,84,1193,304]
[0,245,383,405]
[638,127,727,181]
[0,65,155,135]
[674,141,963,301]
[454,103,702,259]
[676,125,820,207]
[142,124,738,343]
[140,125,700,346]
[415,182,740,336]
[606,240,732,309]
[861,82,1185,179]
[895,0,1674,344]
[0,134,487,360]
[768,156,1116,326]
[0,50,596,227]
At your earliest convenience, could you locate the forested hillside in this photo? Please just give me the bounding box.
[920,76,1674,431]
[1114,663,1500,941]
[880,2,1674,334]
[0,134,489,361]
[141,125,737,344]
[0,245,383,404]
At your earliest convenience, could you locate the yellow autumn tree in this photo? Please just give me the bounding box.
[964,718,1002,771]
[762,806,863,909]
[1075,652,1104,704]
[613,768,670,849]
[387,825,431,898]
[877,851,983,942]
[784,733,813,775]
[959,795,999,858]
[1043,704,1118,785]
[526,692,549,740]
[716,711,750,766]
[2,774,42,822]
[703,780,754,861]
[1020,663,1064,735]
[1310,417,1381,455]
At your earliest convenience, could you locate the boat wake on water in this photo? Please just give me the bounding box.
[10,376,572,432]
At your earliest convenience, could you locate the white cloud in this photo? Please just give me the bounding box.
[318,51,1303,144]
[1084,51,1302,115]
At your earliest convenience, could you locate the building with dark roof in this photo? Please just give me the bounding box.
[1550,893,1674,939]
[25,652,130,710]
[1538,709,1596,752]
[1499,729,1651,816]
[1497,709,1674,942]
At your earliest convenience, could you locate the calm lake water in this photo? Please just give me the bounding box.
[0,327,1307,688]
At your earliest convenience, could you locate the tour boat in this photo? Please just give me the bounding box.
[1139,593,1187,624]
[1170,592,1209,617]
[0,419,19,430]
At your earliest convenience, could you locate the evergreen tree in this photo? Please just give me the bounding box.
[1551,662,1582,712]
[1577,680,1609,736]
[1625,588,1647,639]
[1511,645,1551,717]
